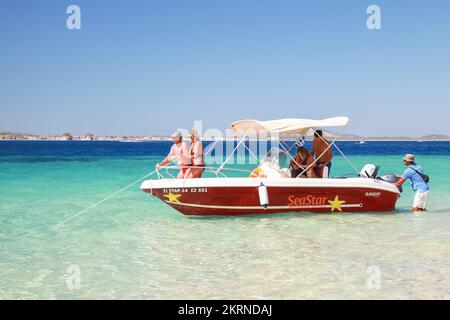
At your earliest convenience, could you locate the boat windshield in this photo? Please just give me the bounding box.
[260,147,290,168]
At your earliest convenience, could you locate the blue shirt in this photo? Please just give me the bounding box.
[402,162,430,193]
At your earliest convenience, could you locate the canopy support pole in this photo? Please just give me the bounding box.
[331,141,360,175]
[204,140,219,158]
[313,128,359,175]
[216,136,246,175]
[242,140,260,164]
[278,141,303,173]
[285,136,305,154]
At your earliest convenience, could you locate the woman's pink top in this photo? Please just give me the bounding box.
[190,140,204,166]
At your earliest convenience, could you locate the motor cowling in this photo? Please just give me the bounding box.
[360,164,379,178]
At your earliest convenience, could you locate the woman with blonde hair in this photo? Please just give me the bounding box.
[187,128,205,178]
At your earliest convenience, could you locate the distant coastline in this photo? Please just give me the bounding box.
[1,132,450,142]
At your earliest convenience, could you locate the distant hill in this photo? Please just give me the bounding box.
[365,136,416,141]
[0,131,35,137]
[420,134,450,140]
[335,133,363,141]
[321,131,450,141]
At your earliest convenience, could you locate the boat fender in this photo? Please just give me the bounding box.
[258,182,269,209]
[249,167,267,178]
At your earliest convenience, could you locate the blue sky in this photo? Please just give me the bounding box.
[0,0,449,137]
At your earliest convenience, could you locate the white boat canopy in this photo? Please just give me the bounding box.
[229,116,349,135]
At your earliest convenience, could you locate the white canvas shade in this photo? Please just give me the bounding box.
[229,117,349,135]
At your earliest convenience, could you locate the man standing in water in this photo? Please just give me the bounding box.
[395,154,430,212]
[310,130,333,178]
[157,131,191,179]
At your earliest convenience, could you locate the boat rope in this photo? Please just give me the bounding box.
[14,169,159,237]
[56,169,158,226]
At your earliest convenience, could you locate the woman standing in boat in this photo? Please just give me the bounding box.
[157,131,191,179]
[187,128,205,178]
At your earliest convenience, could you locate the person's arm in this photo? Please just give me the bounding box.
[395,169,411,187]
[158,145,176,167]
[290,159,298,170]
[158,157,170,167]
[395,177,406,188]
[158,156,170,167]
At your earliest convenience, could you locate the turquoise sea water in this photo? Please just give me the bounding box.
[1,141,450,299]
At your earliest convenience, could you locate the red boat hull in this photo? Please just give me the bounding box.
[141,178,400,216]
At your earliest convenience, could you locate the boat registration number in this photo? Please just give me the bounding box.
[162,188,208,193]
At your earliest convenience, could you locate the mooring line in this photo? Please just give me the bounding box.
[13,170,157,238]
[56,170,157,226]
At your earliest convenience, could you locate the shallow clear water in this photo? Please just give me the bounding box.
[1,141,450,299]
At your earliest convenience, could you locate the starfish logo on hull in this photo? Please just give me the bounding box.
[328,195,346,212]
[163,193,182,203]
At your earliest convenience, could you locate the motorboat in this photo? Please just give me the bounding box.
[140,117,401,216]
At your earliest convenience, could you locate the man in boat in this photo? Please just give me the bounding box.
[310,130,333,178]
[394,154,430,212]
[157,131,191,179]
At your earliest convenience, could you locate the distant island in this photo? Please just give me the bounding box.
[0,132,171,142]
[1,131,449,142]
[331,133,450,142]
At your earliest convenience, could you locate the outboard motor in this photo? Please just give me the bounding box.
[378,174,403,193]
[360,164,380,178]
[360,164,403,193]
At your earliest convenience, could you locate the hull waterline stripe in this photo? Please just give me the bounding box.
[163,201,363,210]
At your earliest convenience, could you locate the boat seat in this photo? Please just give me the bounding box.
[259,162,290,178]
